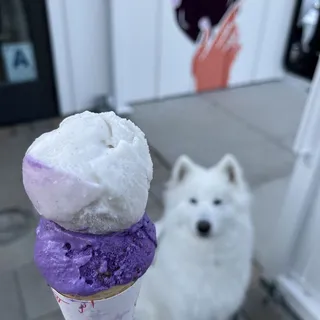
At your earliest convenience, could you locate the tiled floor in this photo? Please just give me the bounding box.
[131,82,305,189]
[0,80,307,319]
[252,177,290,267]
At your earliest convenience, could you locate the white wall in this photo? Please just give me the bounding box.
[46,0,111,115]
[110,0,159,104]
[291,179,320,300]
[47,0,294,114]
[157,0,195,97]
[112,0,292,103]
[228,0,267,85]
[253,0,296,81]
[143,0,270,98]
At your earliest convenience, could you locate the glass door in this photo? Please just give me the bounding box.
[285,0,320,80]
[0,0,58,125]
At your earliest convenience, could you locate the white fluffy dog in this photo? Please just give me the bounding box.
[135,154,253,320]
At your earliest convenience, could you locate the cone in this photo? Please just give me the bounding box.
[51,280,141,320]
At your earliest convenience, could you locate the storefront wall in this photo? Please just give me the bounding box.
[47,0,295,115]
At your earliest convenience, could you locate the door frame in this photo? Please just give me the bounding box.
[262,61,320,279]
[260,60,320,320]
[0,0,59,125]
[45,0,76,116]
[46,0,114,116]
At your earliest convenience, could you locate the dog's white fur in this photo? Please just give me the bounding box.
[135,154,253,320]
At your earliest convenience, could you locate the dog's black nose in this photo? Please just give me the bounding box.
[197,220,211,236]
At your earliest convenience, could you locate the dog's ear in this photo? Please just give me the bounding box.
[217,154,243,185]
[170,155,195,184]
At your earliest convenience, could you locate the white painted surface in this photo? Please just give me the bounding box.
[290,75,320,297]
[262,150,320,279]
[292,181,320,301]
[65,0,110,112]
[261,152,320,319]
[259,62,320,320]
[253,0,295,81]
[47,0,292,112]
[262,62,320,279]
[157,0,195,98]
[46,0,76,115]
[157,0,285,98]
[294,62,320,156]
[228,0,267,85]
[46,0,111,115]
[110,0,158,104]
[278,276,320,320]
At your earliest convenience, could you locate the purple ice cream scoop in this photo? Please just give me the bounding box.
[34,214,156,296]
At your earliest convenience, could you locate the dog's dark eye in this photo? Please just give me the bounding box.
[213,199,223,206]
[190,198,198,205]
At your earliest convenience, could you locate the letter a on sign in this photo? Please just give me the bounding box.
[14,49,30,68]
[1,42,38,83]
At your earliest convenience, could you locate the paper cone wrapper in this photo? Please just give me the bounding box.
[51,279,142,320]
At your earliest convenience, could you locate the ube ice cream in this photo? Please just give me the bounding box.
[22,111,156,299]
[35,214,156,296]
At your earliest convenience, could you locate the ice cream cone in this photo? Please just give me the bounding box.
[62,281,134,301]
[52,279,142,320]
[22,112,156,319]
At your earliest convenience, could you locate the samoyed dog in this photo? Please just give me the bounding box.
[135,154,253,320]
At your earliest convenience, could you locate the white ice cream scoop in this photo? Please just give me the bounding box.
[22,111,153,234]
